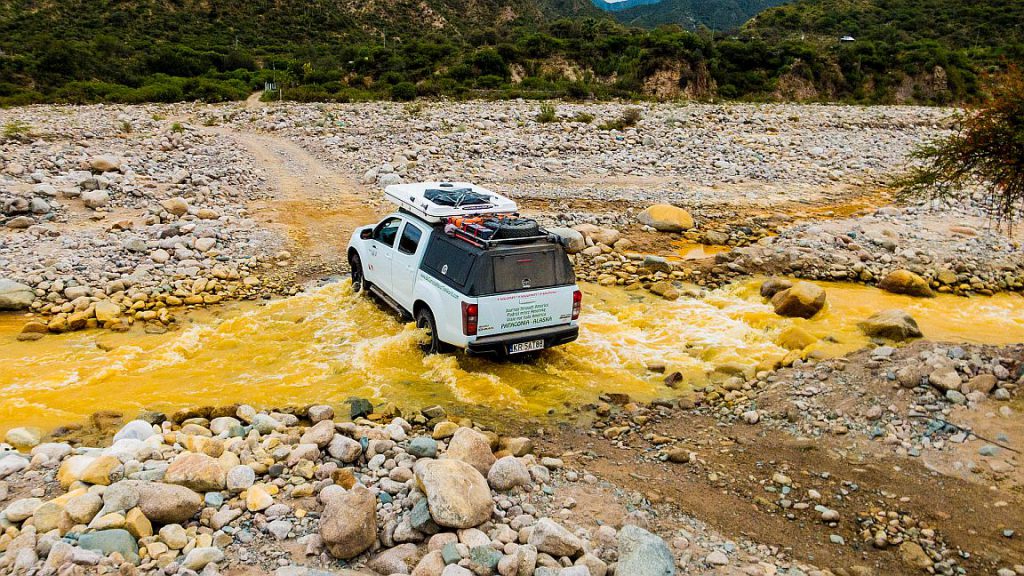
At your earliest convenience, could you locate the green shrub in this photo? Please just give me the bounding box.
[536,103,558,123]
[2,120,33,140]
[599,107,643,130]
[390,82,417,101]
[570,111,594,123]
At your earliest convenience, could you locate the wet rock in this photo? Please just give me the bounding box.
[857,309,923,341]
[770,281,826,319]
[528,518,582,557]
[320,485,378,559]
[0,279,34,310]
[349,397,374,419]
[415,458,492,529]
[638,204,695,232]
[446,427,496,475]
[879,269,934,298]
[649,280,680,301]
[617,524,676,575]
[776,326,817,350]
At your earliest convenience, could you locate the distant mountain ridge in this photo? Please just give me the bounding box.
[590,0,664,13]
[598,0,788,30]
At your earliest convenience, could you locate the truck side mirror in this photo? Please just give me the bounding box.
[360,229,372,240]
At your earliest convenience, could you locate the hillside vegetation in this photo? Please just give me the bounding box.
[0,0,1020,106]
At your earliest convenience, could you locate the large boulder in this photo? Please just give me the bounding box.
[319,485,378,559]
[878,269,934,297]
[0,279,34,310]
[527,518,582,557]
[857,310,923,341]
[135,482,203,525]
[759,277,793,299]
[414,459,492,529]
[770,281,826,319]
[616,524,676,576]
[445,427,495,475]
[638,204,695,232]
[164,452,225,492]
[547,227,586,254]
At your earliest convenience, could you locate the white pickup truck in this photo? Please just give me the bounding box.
[346,182,581,355]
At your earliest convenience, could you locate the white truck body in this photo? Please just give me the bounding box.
[347,209,580,355]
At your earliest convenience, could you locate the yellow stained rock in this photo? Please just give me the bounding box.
[432,421,458,440]
[80,455,121,486]
[245,485,274,512]
[126,507,153,539]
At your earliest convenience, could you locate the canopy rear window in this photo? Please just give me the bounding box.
[492,251,559,292]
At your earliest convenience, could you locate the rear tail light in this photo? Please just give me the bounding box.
[572,289,582,320]
[462,302,478,336]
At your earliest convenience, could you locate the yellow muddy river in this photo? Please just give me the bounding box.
[1,280,1023,434]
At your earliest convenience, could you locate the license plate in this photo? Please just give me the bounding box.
[509,339,545,354]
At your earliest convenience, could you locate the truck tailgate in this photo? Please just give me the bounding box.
[476,286,576,335]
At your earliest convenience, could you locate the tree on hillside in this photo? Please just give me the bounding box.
[898,67,1024,231]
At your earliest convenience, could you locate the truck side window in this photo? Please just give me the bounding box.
[373,217,402,247]
[398,223,423,255]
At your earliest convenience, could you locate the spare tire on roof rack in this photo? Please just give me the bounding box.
[485,217,540,239]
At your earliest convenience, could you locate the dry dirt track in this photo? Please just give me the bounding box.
[506,407,1024,576]
[221,129,380,280]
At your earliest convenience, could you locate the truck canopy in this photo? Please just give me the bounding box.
[420,228,574,297]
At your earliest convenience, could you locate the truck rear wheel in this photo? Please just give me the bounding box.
[415,307,450,355]
[350,253,369,293]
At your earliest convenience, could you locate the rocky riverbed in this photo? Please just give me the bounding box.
[1,100,1023,576]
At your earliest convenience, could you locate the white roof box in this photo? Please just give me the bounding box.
[384,182,518,223]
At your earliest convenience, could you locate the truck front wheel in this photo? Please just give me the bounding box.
[350,253,369,294]
[415,307,450,355]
